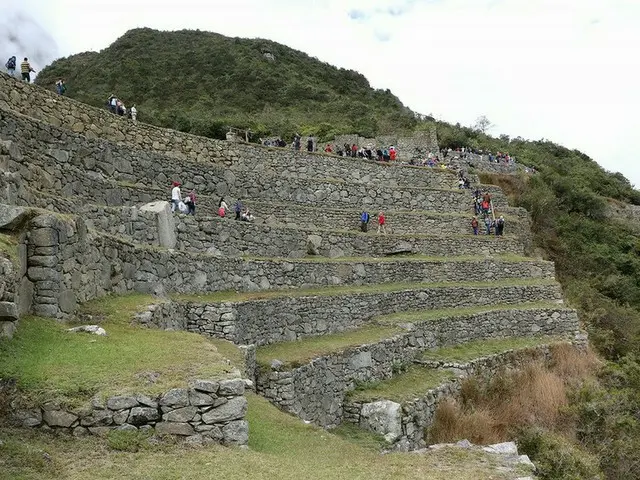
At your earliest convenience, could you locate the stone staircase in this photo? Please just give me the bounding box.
[0,72,583,450]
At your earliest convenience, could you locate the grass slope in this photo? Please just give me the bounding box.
[36,28,417,140]
[0,395,531,480]
[0,295,240,406]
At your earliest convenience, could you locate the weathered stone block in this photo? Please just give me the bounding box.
[42,410,78,428]
[107,396,139,411]
[201,396,247,424]
[155,421,195,436]
[218,378,245,396]
[193,380,219,394]
[162,406,197,423]
[128,407,160,425]
[222,420,249,446]
[159,388,189,407]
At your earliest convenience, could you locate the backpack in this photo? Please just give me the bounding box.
[6,57,16,69]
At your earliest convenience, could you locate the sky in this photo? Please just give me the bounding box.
[3,0,640,186]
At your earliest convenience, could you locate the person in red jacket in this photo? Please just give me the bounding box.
[351,144,358,157]
[471,216,479,235]
[377,211,387,234]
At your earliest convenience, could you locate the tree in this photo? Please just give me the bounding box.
[473,115,493,134]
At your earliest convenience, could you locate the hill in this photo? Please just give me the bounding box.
[35,28,417,140]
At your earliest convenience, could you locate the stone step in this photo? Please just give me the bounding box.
[254,305,579,427]
[343,336,574,450]
[1,88,474,191]
[141,280,563,345]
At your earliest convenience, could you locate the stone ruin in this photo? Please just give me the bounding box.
[0,71,584,451]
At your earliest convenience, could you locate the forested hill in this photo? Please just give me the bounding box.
[35,28,417,139]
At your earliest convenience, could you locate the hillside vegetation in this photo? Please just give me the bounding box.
[35,28,417,140]
[428,122,640,480]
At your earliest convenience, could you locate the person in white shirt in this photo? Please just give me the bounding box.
[131,105,137,123]
[171,181,181,213]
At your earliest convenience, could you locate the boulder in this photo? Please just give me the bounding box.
[385,241,414,256]
[0,205,30,231]
[159,388,189,407]
[359,400,402,443]
[42,409,78,428]
[222,420,249,446]
[193,380,219,394]
[0,301,18,321]
[162,406,197,423]
[218,378,245,396]
[67,325,107,336]
[128,407,160,425]
[306,235,323,255]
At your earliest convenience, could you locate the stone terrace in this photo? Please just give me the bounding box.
[0,72,583,449]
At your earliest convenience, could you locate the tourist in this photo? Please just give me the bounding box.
[170,181,181,213]
[131,105,138,123]
[376,211,387,234]
[495,216,505,236]
[389,146,397,161]
[324,144,333,154]
[484,216,492,235]
[108,95,117,114]
[307,138,314,152]
[471,216,479,235]
[351,144,358,158]
[218,197,228,217]
[20,58,35,83]
[241,208,255,222]
[234,198,244,220]
[293,134,301,151]
[383,148,390,162]
[55,79,66,95]
[360,210,370,232]
[5,56,16,76]
[185,190,197,215]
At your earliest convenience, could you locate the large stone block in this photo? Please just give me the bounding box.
[128,407,160,425]
[42,409,78,428]
[222,420,249,446]
[360,400,402,443]
[29,228,58,247]
[107,396,139,411]
[0,204,30,231]
[201,396,247,424]
[0,301,18,321]
[155,421,195,436]
[140,201,176,248]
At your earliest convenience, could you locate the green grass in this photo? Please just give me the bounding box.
[0,294,240,407]
[376,302,566,325]
[420,336,566,363]
[0,232,19,263]
[0,394,526,480]
[347,366,456,403]
[172,277,558,304]
[256,325,402,368]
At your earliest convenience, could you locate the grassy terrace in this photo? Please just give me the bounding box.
[256,325,402,368]
[0,295,242,407]
[172,277,558,304]
[420,336,567,363]
[0,395,531,479]
[347,366,456,403]
[376,301,567,325]
[254,303,567,369]
[240,252,538,263]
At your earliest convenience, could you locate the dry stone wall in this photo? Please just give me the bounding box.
[139,283,563,345]
[256,308,579,427]
[11,378,249,446]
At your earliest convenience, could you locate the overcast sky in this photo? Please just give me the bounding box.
[3,0,640,186]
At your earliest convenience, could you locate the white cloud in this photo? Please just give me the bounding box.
[5,0,640,186]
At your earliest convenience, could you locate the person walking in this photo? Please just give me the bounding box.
[170,181,181,213]
[130,105,138,123]
[471,216,479,235]
[186,190,197,215]
[20,58,35,83]
[360,211,370,232]
[55,79,67,95]
[218,197,228,217]
[377,211,387,234]
[234,198,244,220]
[5,56,16,76]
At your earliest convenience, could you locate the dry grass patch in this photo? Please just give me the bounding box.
[427,345,600,445]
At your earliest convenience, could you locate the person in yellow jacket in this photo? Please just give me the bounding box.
[21,58,35,83]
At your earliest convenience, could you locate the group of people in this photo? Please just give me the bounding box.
[107,95,137,122]
[170,182,197,215]
[5,56,35,83]
[471,215,505,236]
[359,210,387,234]
[218,197,255,222]
[444,147,516,165]
[323,143,398,162]
[470,189,505,236]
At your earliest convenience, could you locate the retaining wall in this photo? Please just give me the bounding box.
[255,308,579,427]
[11,378,249,445]
[138,283,563,345]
